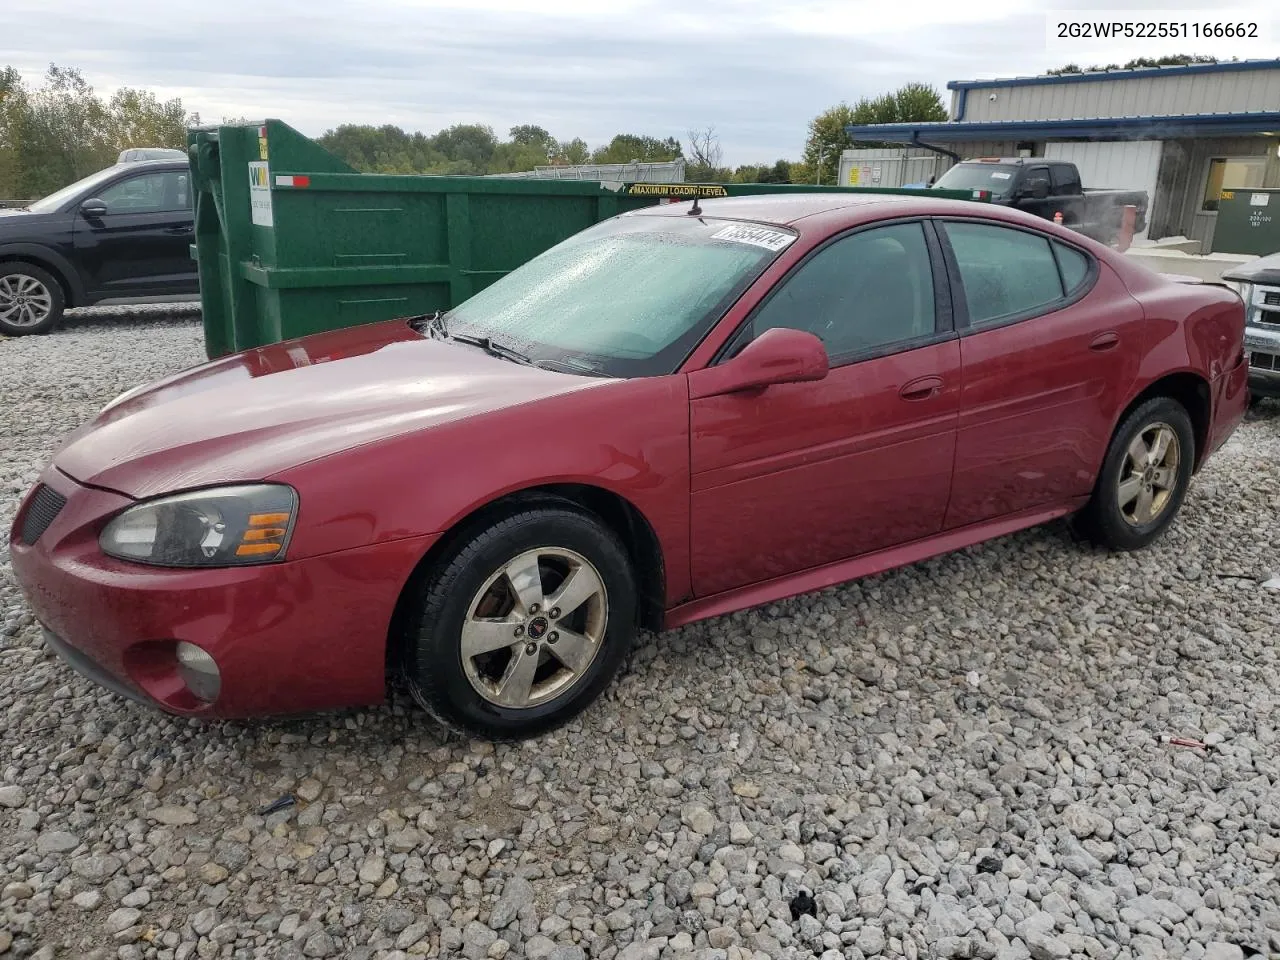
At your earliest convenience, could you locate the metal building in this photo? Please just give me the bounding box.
[843,59,1280,251]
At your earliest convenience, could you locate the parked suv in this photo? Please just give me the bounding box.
[0,158,196,336]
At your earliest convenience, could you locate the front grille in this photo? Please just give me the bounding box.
[1250,352,1279,372]
[19,484,66,545]
[1262,289,1280,307]
[1257,311,1280,326]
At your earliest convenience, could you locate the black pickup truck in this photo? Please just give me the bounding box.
[932,158,1148,246]
[0,158,196,336]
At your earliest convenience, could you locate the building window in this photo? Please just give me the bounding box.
[1201,157,1267,212]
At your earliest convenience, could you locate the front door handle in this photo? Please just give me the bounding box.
[1090,331,1120,352]
[900,376,943,401]
[165,225,193,235]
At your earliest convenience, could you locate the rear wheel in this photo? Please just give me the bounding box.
[0,263,65,336]
[1081,397,1195,551]
[402,505,637,739]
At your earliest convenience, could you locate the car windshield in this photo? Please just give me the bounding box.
[934,163,1020,198]
[26,165,126,214]
[441,214,792,377]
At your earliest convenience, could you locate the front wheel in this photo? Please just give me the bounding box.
[402,505,637,739]
[0,263,65,336]
[1081,397,1195,551]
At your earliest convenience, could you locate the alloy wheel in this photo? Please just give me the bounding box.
[0,274,53,328]
[1117,422,1181,526]
[460,547,609,709]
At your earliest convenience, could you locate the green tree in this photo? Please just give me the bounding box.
[1047,53,1219,75]
[800,103,857,186]
[509,124,555,153]
[428,123,498,174]
[591,133,682,165]
[801,83,947,185]
[108,87,190,153]
[0,63,198,201]
[552,137,590,166]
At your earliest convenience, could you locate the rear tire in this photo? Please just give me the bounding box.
[402,505,637,740]
[0,262,65,336]
[1081,397,1195,551]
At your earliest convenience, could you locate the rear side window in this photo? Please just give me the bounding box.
[943,222,1066,326]
[1051,164,1081,193]
[1053,241,1090,294]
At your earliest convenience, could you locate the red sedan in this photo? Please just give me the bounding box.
[10,195,1248,738]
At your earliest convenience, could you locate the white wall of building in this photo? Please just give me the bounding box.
[1044,141,1164,239]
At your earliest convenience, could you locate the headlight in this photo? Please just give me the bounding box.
[99,484,298,567]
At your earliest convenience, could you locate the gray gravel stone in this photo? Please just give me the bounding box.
[0,784,25,807]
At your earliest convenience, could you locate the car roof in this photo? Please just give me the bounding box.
[623,193,920,227]
[108,158,189,172]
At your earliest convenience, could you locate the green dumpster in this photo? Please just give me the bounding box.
[1210,187,1280,256]
[188,120,982,359]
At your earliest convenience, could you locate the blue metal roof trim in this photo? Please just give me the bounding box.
[846,112,1280,143]
[947,58,1280,90]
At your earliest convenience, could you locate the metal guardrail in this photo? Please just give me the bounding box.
[0,199,35,210]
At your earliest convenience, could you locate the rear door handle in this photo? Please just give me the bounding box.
[1090,331,1120,351]
[900,376,943,401]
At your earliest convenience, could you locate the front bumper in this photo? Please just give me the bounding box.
[9,468,438,719]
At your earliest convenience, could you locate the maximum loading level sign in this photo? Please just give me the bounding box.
[626,183,729,198]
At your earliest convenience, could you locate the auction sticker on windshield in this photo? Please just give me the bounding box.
[710,224,795,252]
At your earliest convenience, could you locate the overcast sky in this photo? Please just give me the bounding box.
[7,0,1280,164]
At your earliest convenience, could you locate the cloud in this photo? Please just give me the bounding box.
[6,0,1279,163]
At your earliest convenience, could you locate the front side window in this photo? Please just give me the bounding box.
[742,222,937,361]
[444,215,790,377]
[943,222,1069,326]
[1022,167,1051,196]
[98,172,191,214]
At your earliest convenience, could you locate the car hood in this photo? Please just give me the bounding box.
[52,320,606,499]
[1222,251,1280,287]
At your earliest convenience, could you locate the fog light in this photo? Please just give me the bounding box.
[175,642,221,703]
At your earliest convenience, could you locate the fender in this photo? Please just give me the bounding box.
[0,242,87,305]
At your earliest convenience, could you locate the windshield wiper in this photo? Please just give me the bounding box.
[449,332,535,367]
[410,310,449,340]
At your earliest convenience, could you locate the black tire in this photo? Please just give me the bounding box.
[402,505,637,740]
[1081,397,1195,551]
[0,262,66,336]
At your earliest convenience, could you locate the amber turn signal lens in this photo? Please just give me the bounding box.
[243,527,287,541]
[248,512,291,527]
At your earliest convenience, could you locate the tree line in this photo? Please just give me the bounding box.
[1,63,952,200]
[0,65,195,201]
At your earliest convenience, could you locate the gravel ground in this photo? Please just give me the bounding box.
[1,310,1278,960]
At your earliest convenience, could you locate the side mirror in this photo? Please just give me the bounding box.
[689,327,829,400]
[80,198,108,218]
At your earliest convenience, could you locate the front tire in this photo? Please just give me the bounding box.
[0,262,65,336]
[403,505,637,739]
[1081,397,1195,551]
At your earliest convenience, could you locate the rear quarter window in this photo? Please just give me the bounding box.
[942,221,1067,326]
[1053,242,1091,294]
